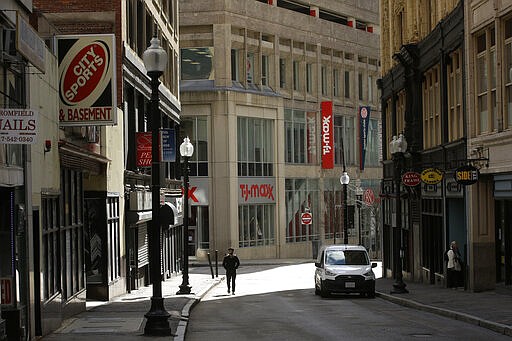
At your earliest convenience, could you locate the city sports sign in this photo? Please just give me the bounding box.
[57,34,117,126]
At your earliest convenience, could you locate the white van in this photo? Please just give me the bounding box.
[314,244,377,298]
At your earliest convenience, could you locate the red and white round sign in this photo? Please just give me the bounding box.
[301,212,313,225]
[363,188,375,205]
[360,107,368,119]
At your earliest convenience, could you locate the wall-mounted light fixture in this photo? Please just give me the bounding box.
[44,140,51,153]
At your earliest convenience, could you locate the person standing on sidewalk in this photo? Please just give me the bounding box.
[446,241,463,288]
[223,247,240,295]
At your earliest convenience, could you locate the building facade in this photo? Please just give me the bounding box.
[465,0,512,290]
[0,0,182,339]
[0,2,54,339]
[179,0,382,261]
[380,0,512,292]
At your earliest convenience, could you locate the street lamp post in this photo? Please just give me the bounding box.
[390,134,408,294]
[176,137,194,295]
[143,36,172,336]
[355,184,363,246]
[340,171,350,245]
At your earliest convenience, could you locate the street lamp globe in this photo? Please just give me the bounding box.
[389,135,398,155]
[396,134,408,154]
[340,171,350,185]
[143,37,167,73]
[180,137,194,158]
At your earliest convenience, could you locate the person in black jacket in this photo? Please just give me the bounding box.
[222,247,240,295]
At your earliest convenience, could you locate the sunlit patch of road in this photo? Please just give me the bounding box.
[204,261,382,302]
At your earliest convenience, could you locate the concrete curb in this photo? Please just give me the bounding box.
[173,277,224,341]
[376,291,512,337]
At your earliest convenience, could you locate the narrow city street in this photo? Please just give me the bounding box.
[186,263,510,340]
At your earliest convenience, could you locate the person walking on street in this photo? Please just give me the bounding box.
[223,247,240,295]
[446,240,463,288]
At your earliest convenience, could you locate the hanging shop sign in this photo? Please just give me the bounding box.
[421,168,443,185]
[57,34,117,126]
[454,165,479,185]
[359,106,371,171]
[402,172,421,187]
[0,108,39,144]
[321,101,334,169]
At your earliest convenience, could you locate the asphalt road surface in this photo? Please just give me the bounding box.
[186,263,510,340]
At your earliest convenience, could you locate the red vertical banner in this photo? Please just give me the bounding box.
[321,101,334,169]
[136,132,152,167]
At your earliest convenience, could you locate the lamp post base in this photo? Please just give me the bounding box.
[391,281,409,294]
[176,284,192,295]
[144,297,172,336]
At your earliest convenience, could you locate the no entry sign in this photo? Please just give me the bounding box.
[301,212,313,225]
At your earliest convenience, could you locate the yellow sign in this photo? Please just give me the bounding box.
[421,168,443,185]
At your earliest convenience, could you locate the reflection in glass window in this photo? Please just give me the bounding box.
[180,117,208,176]
[262,55,269,86]
[333,69,340,97]
[285,109,317,164]
[505,18,512,128]
[237,117,273,176]
[232,49,239,81]
[285,178,319,243]
[238,204,275,247]
[279,58,286,88]
[325,250,369,265]
[181,47,214,80]
[365,119,380,167]
[334,115,355,166]
[247,52,254,84]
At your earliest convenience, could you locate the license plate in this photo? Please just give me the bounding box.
[345,282,355,288]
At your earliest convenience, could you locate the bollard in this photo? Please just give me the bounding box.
[215,250,219,277]
[207,253,214,279]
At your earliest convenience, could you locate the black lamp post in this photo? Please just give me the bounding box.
[177,137,194,295]
[340,171,350,245]
[143,36,172,335]
[390,134,408,294]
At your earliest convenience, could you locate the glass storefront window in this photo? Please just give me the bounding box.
[181,117,208,176]
[237,117,273,176]
[285,178,319,243]
[238,204,275,247]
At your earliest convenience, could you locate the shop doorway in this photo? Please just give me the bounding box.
[496,200,512,285]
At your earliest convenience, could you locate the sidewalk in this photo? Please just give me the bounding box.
[41,272,222,341]
[42,261,512,340]
[375,277,512,337]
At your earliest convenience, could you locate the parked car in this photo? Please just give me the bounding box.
[314,244,377,298]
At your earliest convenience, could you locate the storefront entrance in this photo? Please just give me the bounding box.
[495,200,512,285]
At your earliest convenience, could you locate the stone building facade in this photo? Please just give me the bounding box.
[380,0,512,292]
[179,0,382,261]
[465,0,512,290]
[0,0,183,338]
